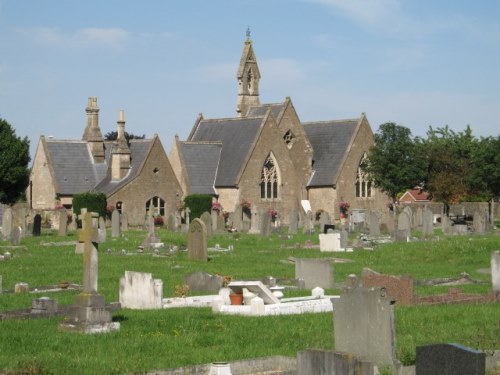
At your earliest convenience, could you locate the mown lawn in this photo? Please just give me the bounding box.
[0,227,498,374]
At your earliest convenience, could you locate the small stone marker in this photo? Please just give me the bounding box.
[415,343,485,375]
[58,210,67,236]
[185,271,223,294]
[119,271,163,309]
[334,277,399,369]
[111,210,121,238]
[32,297,58,314]
[187,218,208,261]
[295,259,334,289]
[15,282,29,293]
[2,206,13,239]
[32,214,42,236]
[11,226,22,246]
[319,231,343,252]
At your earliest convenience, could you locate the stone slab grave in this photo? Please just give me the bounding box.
[362,268,415,305]
[60,212,120,334]
[297,349,376,375]
[119,271,163,309]
[228,281,281,305]
[295,258,334,290]
[416,343,485,375]
[334,275,400,370]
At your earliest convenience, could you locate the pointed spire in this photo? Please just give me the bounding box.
[115,110,130,154]
[236,31,261,117]
[82,97,105,163]
[111,110,131,180]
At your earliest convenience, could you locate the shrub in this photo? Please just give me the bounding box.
[183,194,212,220]
[72,192,107,219]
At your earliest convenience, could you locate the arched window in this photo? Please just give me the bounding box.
[355,154,372,198]
[260,153,280,200]
[145,196,165,216]
[116,201,123,214]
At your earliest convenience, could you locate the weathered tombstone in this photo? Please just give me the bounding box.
[187,218,208,261]
[397,211,411,231]
[141,215,163,249]
[260,209,271,236]
[11,226,22,246]
[297,349,375,375]
[422,208,434,236]
[31,297,58,314]
[334,278,399,370]
[232,207,242,231]
[98,216,106,243]
[368,211,380,236]
[121,212,128,232]
[15,282,29,293]
[200,211,212,238]
[319,231,342,252]
[473,210,487,234]
[442,215,453,235]
[415,206,423,227]
[403,206,415,228]
[119,271,163,309]
[289,209,298,234]
[319,211,331,234]
[303,211,314,234]
[211,210,218,231]
[340,229,348,249]
[415,343,485,375]
[60,212,119,333]
[111,210,121,238]
[249,208,260,234]
[217,215,225,232]
[295,259,334,289]
[1,206,13,239]
[452,224,468,235]
[58,210,67,236]
[184,271,223,294]
[492,251,500,296]
[185,207,191,225]
[393,228,409,242]
[32,214,42,236]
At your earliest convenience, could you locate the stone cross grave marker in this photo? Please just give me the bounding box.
[78,212,99,294]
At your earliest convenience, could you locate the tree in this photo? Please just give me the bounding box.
[0,118,30,205]
[362,122,426,204]
[104,131,145,142]
[469,135,500,200]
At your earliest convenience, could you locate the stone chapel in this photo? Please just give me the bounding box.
[170,34,390,222]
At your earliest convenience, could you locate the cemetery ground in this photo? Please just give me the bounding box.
[0,227,499,374]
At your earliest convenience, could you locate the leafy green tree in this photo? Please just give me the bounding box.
[104,131,145,142]
[469,135,500,200]
[362,122,426,203]
[422,125,478,210]
[0,118,30,205]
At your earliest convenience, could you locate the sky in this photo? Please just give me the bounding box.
[1,0,499,160]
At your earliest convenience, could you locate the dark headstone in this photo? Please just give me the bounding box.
[323,224,335,234]
[33,214,42,236]
[184,272,223,294]
[416,343,485,375]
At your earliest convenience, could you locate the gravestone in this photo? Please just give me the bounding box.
[295,259,334,289]
[415,207,423,227]
[211,210,218,231]
[289,209,298,234]
[98,216,106,243]
[1,206,12,239]
[58,210,67,236]
[334,278,399,369]
[442,215,453,235]
[319,211,331,234]
[60,212,119,333]
[121,212,128,232]
[297,349,375,375]
[492,251,500,294]
[249,208,260,234]
[32,214,42,236]
[111,210,121,238]
[304,211,314,234]
[200,211,212,237]
[232,207,242,231]
[185,207,191,225]
[141,215,163,249]
[32,297,58,314]
[184,271,223,294]
[319,232,342,252]
[473,210,487,234]
[393,229,409,242]
[260,209,271,237]
[15,282,29,293]
[403,206,415,228]
[415,343,485,375]
[119,271,163,309]
[187,218,208,261]
[11,226,22,246]
[367,211,380,236]
[397,211,411,231]
[340,229,348,249]
[217,215,225,232]
[422,208,434,236]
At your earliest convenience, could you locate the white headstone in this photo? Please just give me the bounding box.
[119,271,163,309]
[492,251,500,292]
[319,232,343,252]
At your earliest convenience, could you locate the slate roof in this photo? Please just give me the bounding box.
[303,119,359,187]
[94,139,154,195]
[246,103,285,120]
[189,117,264,187]
[45,140,112,195]
[180,142,222,195]
[45,138,153,196]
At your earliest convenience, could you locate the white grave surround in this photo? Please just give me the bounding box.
[161,281,338,316]
[119,271,163,309]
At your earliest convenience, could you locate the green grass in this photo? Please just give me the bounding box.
[0,227,499,374]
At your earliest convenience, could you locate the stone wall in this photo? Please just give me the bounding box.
[29,137,57,210]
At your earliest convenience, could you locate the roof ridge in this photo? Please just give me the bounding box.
[303,118,359,125]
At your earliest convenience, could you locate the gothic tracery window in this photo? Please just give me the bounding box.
[355,154,372,198]
[260,154,280,200]
[146,196,165,216]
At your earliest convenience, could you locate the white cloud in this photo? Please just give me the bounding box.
[75,28,129,46]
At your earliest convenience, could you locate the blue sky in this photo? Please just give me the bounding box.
[1,0,499,159]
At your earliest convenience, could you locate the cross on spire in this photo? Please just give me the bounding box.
[246,27,251,41]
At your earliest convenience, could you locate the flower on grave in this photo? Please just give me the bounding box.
[154,216,164,226]
[106,203,115,214]
[216,273,233,287]
[211,201,223,213]
[240,199,252,210]
[338,202,350,213]
[268,208,279,220]
[174,284,190,298]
